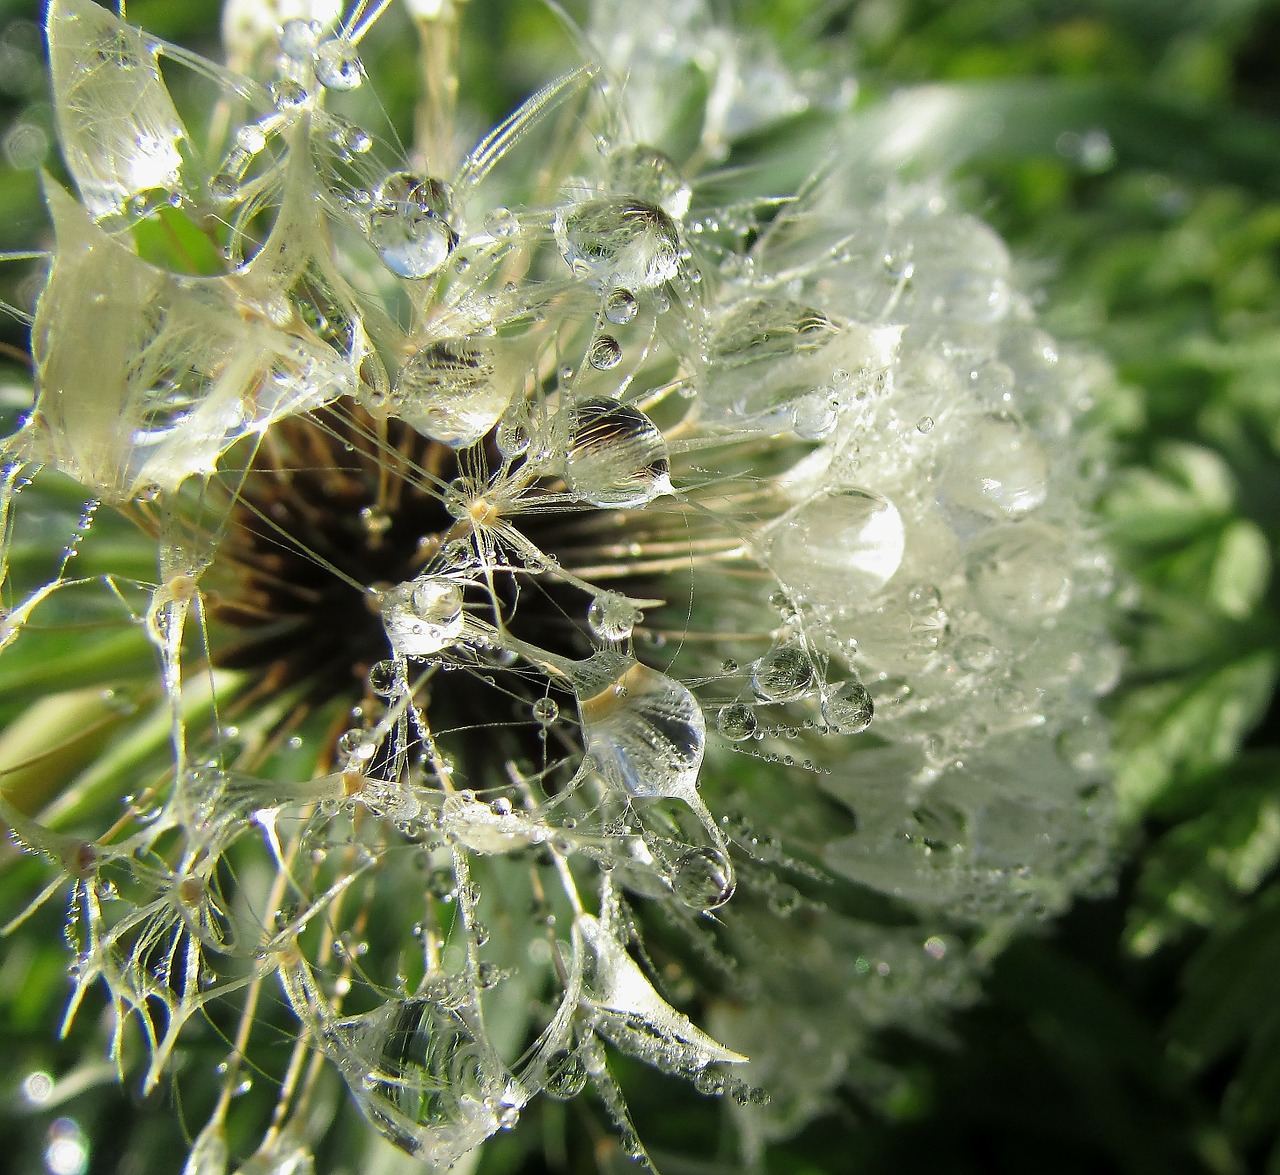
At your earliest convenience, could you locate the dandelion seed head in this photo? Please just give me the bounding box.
[0,0,1120,1168]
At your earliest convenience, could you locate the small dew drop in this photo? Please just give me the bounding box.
[381,576,465,657]
[588,334,623,370]
[672,847,735,911]
[314,38,363,90]
[791,390,838,440]
[544,1051,588,1100]
[821,679,874,734]
[367,660,399,697]
[716,702,757,741]
[587,593,639,641]
[234,122,267,154]
[751,644,814,703]
[531,696,559,725]
[604,287,639,325]
[953,634,998,672]
[495,411,530,458]
[279,18,319,60]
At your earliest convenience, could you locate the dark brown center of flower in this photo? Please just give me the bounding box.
[204,400,650,771]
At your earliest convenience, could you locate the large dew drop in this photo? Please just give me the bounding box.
[564,398,670,509]
[394,338,509,448]
[966,524,1071,626]
[940,413,1048,518]
[765,488,905,603]
[578,660,705,800]
[335,992,516,1164]
[556,198,680,290]
[48,0,186,220]
[578,912,746,1067]
[29,182,354,500]
[381,577,464,657]
[369,172,456,279]
[700,297,840,423]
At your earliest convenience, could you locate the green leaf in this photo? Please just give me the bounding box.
[1104,441,1236,547]
[1111,651,1277,821]
[1127,752,1280,956]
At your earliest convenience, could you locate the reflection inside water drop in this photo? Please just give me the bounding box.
[564,398,670,508]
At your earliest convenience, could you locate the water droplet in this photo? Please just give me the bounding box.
[821,679,874,734]
[694,1067,725,1095]
[326,990,514,1164]
[495,410,529,458]
[369,172,456,279]
[791,390,838,440]
[1058,721,1109,774]
[395,338,508,447]
[941,414,1048,517]
[916,415,935,434]
[235,122,267,154]
[579,660,705,799]
[279,18,319,61]
[381,577,464,657]
[556,198,680,289]
[208,171,238,201]
[953,634,997,672]
[606,144,691,217]
[337,728,376,762]
[603,287,639,325]
[314,38,363,90]
[588,334,623,370]
[531,696,559,725]
[766,488,905,602]
[672,846,735,911]
[544,1051,587,1100]
[270,78,309,110]
[587,593,639,641]
[966,525,1071,625]
[751,645,814,703]
[368,659,399,697]
[484,206,518,237]
[564,398,670,508]
[716,702,757,741]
